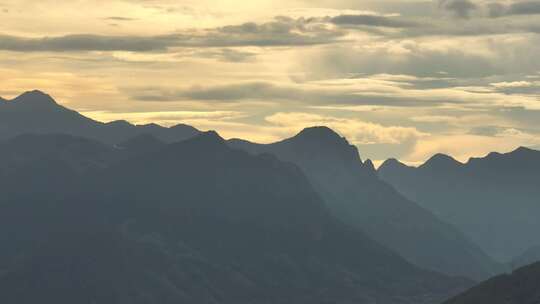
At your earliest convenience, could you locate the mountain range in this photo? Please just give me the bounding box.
[229,128,499,280]
[378,147,540,262]
[3,90,540,302]
[0,90,501,281]
[0,90,200,144]
[0,130,471,304]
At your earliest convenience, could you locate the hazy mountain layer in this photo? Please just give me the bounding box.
[229,127,499,280]
[0,132,471,304]
[510,246,540,270]
[378,148,540,262]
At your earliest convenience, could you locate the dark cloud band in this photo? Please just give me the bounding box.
[330,14,419,28]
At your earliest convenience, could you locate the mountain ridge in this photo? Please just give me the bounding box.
[228,128,500,280]
[0,90,201,144]
[378,146,540,261]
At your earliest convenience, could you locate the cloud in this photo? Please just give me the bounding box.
[487,2,507,18]
[330,14,419,28]
[489,1,540,17]
[194,48,258,62]
[82,110,244,126]
[490,80,540,94]
[0,34,177,52]
[0,16,347,52]
[410,115,457,123]
[126,80,456,107]
[468,125,508,136]
[2,11,540,55]
[126,75,540,112]
[439,0,478,18]
[490,81,535,88]
[131,82,297,102]
[302,40,500,79]
[103,16,138,21]
[208,16,346,47]
[509,1,540,15]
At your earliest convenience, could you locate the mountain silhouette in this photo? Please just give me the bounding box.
[0,90,500,280]
[378,147,540,261]
[229,127,499,280]
[443,262,540,304]
[0,131,472,304]
[0,90,200,144]
[420,154,463,172]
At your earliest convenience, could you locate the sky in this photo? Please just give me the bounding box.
[1,0,540,165]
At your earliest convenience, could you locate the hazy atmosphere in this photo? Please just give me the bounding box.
[2,0,540,164]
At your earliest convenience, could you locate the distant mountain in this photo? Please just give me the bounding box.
[378,147,540,261]
[510,246,540,270]
[0,90,200,144]
[116,133,167,157]
[0,133,116,204]
[0,133,167,207]
[0,132,471,304]
[443,262,540,304]
[229,127,499,280]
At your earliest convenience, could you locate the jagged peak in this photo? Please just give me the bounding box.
[363,159,376,173]
[379,158,408,171]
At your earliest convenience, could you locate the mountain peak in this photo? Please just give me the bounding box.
[106,120,133,128]
[421,153,462,170]
[19,89,50,97]
[11,90,58,107]
[294,126,343,142]
[363,159,376,174]
[512,146,535,154]
[170,123,198,130]
[281,126,363,163]
[379,158,408,171]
